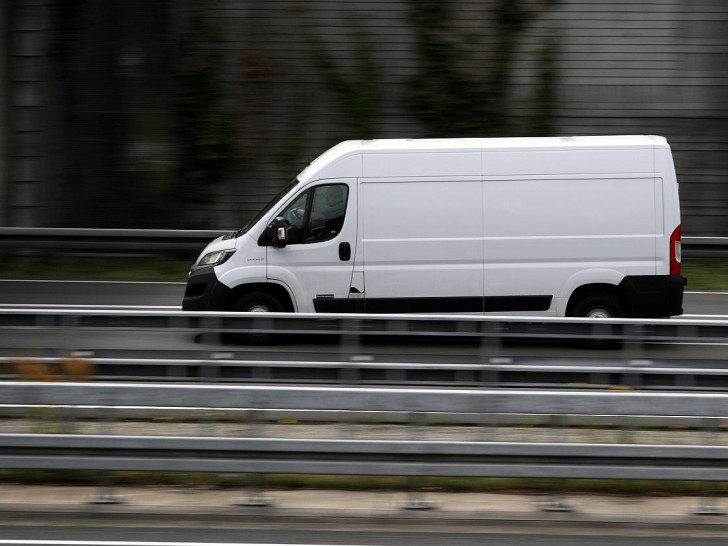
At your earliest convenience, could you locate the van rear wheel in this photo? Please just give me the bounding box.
[571,293,625,348]
[573,293,625,319]
[233,292,283,344]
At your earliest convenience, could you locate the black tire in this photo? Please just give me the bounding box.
[571,293,625,319]
[232,292,283,344]
[233,292,284,313]
[571,293,626,349]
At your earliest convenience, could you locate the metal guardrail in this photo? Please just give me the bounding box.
[7,353,728,391]
[3,382,728,418]
[0,228,226,252]
[0,227,226,253]
[0,228,722,256]
[1,433,726,481]
[2,309,728,389]
[0,308,723,341]
[2,384,728,482]
[683,237,728,257]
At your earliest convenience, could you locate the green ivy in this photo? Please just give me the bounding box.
[308,18,380,140]
[526,30,559,136]
[407,0,559,137]
[173,15,236,227]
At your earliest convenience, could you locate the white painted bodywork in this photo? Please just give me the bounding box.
[202,136,680,316]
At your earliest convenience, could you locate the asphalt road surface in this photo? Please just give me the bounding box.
[4,523,728,546]
[0,280,720,317]
[0,280,185,308]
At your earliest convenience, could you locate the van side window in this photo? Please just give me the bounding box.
[279,184,348,245]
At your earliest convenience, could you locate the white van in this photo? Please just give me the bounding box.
[183,136,685,320]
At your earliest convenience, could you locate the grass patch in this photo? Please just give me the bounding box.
[682,258,728,291]
[0,470,722,496]
[0,253,194,282]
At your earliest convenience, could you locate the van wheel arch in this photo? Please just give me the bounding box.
[225,283,295,312]
[566,284,630,318]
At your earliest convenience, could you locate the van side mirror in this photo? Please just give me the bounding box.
[266,216,288,248]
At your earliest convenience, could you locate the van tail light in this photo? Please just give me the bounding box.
[670,225,681,275]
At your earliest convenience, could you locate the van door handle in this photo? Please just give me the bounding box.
[339,242,351,261]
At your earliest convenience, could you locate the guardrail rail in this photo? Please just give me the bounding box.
[3,384,728,484]
[1,309,728,390]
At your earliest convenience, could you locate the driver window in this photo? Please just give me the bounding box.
[306,184,348,243]
[280,191,310,245]
[277,184,348,245]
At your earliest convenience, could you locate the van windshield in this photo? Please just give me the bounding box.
[236,178,299,237]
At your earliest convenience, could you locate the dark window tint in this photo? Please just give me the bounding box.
[277,184,349,245]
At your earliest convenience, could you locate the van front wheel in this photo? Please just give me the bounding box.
[233,292,283,314]
[233,292,283,344]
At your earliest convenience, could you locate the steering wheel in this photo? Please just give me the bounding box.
[284,208,303,227]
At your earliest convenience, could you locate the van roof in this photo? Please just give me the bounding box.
[298,135,668,183]
[360,135,666,151]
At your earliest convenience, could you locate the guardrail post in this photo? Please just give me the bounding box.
[88,473,125,505]
[537,414,575,512]
[88,407,124,505]
[339,408,355,439]
[198,316,222,348]
[479,409,495,442]
[693,417,726,516]
[57,314,81,363]
[340,318,363,385]
[618,414,637,444]
[479,320,503,362]
[479,320,505,388]
[201,362,220,382]
[400,412,436,511]
[197,409,221,437]
[340,318,366,376]
[622,322,649,390]
[234,409,274,507]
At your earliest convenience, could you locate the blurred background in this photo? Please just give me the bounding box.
[1,0,727,235]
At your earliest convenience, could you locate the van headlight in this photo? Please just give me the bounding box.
[195,249,236,269]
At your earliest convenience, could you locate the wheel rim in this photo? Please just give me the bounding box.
[586,307,612,319]
[247,303,270,313]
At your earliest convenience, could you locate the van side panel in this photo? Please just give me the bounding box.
[360,178,484,313]
[363,151,481,178]
[484,148,654,177]
[483,174,658,315]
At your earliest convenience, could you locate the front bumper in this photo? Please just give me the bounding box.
[182,267,231,311]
